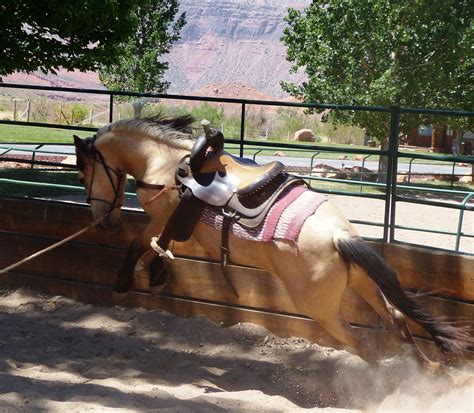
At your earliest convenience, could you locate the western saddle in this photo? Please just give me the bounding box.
[150,120,306,295]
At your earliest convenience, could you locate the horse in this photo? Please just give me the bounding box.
[73,114,472,370]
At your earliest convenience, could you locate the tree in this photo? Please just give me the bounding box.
[281,1,473,146]
[0,0,138,79]
[99,0,186,118]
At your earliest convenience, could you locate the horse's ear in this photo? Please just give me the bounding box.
[73,135,82,149]
[73,135,87,156]
[73,135,87,169]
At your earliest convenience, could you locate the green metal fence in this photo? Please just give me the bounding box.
[0,83,472,254]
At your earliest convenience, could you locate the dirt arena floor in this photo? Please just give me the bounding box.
[0,289,473,413]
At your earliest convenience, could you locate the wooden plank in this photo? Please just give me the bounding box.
[5,271,372,351]
[137,257,378,326]
[10,272,471,360]
[3,198,473,300]
[0,197,209,258]
[0,197,146,247]
[0,232,378,327]
[383,243,474,301]
[2,231,472,342]
[403,295,474,339]
[2,198,473,344]
[0,233,121,285]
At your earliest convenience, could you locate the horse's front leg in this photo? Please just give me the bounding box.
[114,235,150,293]
[114,221,164,293]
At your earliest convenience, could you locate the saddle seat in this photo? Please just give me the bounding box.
[176,148,302,228]
[199,150,285,197]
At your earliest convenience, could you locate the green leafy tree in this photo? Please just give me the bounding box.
[99,0,186,118]
[282,0,473,157]
[0,0,138,79]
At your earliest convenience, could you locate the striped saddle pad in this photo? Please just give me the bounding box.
[199,185,327,249]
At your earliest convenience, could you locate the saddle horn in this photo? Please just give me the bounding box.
[200,119,224,152]
[201,119,212,138]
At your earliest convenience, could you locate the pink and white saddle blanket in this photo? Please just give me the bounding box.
[199,185,327,249]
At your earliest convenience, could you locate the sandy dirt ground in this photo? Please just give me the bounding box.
[0,289,473,413]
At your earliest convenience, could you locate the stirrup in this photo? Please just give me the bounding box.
[150,237,175,262]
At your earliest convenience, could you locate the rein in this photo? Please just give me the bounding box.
[136,181,181,206]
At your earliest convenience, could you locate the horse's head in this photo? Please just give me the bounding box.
[73,135,126,230]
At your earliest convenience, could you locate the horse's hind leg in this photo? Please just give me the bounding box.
[295,286,378,363]
[349,270,438,369]
[318,314,378,364]
[278,255,378,364]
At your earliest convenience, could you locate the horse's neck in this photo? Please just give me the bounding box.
[141,144,188,185]
[109,136,189,185]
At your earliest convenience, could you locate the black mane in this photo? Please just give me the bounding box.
[143,114,195,136]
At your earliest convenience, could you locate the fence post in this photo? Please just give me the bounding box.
[26,100,31,122]
[383,106,400,244]
[109,94,114,123]
[240,103,246,157]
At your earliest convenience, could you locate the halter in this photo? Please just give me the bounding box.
[86,135,125,213]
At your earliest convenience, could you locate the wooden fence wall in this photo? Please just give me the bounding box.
[1,197,472,360]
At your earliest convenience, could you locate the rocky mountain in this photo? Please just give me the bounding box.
[3,0,310,99]
[166,0,309,97]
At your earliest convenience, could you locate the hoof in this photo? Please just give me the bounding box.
[422,360,449,377]
[149,269,168,291]
[427,360,442,372]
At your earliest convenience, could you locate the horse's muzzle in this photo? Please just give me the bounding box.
[96,213,121,231]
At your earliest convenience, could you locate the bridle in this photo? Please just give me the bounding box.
[85,135,125,214]
[83,135,179,212]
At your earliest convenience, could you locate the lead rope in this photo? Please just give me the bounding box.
[0,215,107,275]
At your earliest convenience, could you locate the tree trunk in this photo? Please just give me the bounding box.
[363,127,371,146]
[132,99,145,119]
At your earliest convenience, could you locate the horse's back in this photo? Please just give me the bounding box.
[297,198,358,252]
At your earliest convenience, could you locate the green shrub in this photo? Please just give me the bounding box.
[71,103,89,124]
[191,103,223,126]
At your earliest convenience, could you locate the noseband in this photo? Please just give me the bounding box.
[86,135,124,214]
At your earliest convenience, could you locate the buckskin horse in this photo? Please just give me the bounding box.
[73,115,472,370]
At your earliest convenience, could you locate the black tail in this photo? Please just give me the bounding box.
[335,236,473,355]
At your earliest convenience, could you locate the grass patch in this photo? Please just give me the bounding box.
[226,141,381,161]
[0,169,83,198]
[0,124,460,168]
[400,179,474,192]
[0,124,92,143]
[0,169,137,199]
